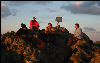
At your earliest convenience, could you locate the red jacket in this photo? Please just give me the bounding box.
[30,20,39,28]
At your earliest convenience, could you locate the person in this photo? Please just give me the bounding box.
[74,23,82,40]
[56,25,62,32]
[67,23,82,48]
[30,17,39,31]
[15,23,29,37]
[45,23,55,32]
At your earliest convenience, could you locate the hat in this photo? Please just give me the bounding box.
[33,17,36,19]
[21,23,26,28]
[48,22,52,25]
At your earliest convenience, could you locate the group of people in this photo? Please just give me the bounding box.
[30,16,82,39]
[16,17,82,48]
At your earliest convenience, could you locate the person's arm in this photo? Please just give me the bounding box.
[35,21,39,27]
[30,20,32,27]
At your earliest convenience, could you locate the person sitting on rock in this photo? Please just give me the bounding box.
[67,23,82,48]
[55,25,62,32]
[74,23,82,40]
[15,23,29,38]
[45,23,55,32]
[30,17,40,31]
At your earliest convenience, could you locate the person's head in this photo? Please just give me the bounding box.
[48,23,52,27]
[33,17,36,20]
[75,23,79,29]
[42,29,45,33]
[58,25,60,28]
[21,23,26,28]
[61,27,65,31]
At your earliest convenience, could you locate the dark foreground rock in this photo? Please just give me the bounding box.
[1,30,100,63]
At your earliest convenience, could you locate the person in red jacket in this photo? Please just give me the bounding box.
[30,17,39,31]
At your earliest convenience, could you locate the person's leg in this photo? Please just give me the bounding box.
[67,37,73,48]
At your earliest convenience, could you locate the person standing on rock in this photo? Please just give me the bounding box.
[67,23,82,47]
[30,17,40,31]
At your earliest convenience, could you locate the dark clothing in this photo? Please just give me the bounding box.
[15,27,29,37]
[67,35,78,48]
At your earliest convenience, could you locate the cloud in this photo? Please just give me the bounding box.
[83,27,100,41]
[84,27,100,37]
[72,1,83,5]
[7,1,32,6]
[84,27,96,31]
[61,1,100,15]
[85,31,100,41]
[96,31,100,33]
[1,4,17,18]
[45,7,61,12]
[35,1,52,5]
[7,1,52,6]
[1,3,6,7]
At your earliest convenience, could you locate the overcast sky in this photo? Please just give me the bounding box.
[1,1,100,41]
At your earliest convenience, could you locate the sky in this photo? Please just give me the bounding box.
[1,1,100,41]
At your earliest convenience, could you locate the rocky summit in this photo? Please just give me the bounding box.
[1,28,100,63]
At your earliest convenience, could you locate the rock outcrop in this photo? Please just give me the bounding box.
[1,29,100,63]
